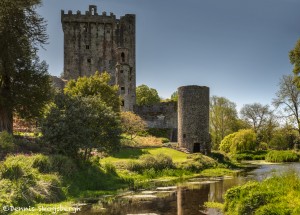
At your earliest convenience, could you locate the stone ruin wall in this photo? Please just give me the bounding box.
[178,85,211,154]
[133,102,178,129]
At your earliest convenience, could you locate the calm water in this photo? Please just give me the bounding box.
[75,162,300,215]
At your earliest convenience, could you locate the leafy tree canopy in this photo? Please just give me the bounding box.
[0,0,51,133]
[290,39,300,86]
[121,111,146,140]
[64,71,120,112]
[136,84,160,106]
[170,91,178,102]
[41,95,121,159]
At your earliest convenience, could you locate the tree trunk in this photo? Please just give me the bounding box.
[0,105,13,134]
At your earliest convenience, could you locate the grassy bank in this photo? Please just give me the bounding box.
[218,171,300,214]
[265,150,299,162]
[0,147,240,214]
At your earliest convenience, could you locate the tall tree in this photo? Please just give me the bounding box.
[210,96,240,148]
[136,84,160,106]
[290,39,300,87]
[0,0,50,133]
[240,103,272,133]
[273,75,300,135]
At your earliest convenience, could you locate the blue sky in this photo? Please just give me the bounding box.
[37,0,300,111]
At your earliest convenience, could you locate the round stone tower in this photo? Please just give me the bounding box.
[178,85,210,154]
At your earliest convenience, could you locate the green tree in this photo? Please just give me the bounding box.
[64,71,120,112]
[210,96,241,149]
[41,95,121,160]
[219,129,257,153]
[121,111,146,140]
[0,0,51,133]
[136,84,160,106]
[273,75,300,135]
[240,103,272,133]
[170,91,178,102]
[290,39,300,87]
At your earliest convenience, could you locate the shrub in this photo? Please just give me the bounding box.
[265,150,299,162]
[41,95,121,159]
[232,150,268,161]
[219,129,257,154]
[219,133,236,153]
[126,154,174,172]
[0,154,66,209]
[0,131,14,152]
[160,137,170,143]
[135,136,163,147]
[177,153,217,172]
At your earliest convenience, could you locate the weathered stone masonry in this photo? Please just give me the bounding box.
[178,86,211,154]
[61,5,136,111]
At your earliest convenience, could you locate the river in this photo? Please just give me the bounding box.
[76,162,300,215]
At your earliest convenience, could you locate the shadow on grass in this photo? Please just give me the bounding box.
[62,161,129,198]
[111,148,149,159]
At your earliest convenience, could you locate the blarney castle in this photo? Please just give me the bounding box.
[59,5,211,154]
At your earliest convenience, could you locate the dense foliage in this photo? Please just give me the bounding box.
[0,0,51,133]
[210,96,243,149]
[290,39,300,87]
[64,71,120,113]
[136,84,160,105]
[265,150,299,162]
[41,95,121,159]
[219,129,257,153]
[120,111,146,140]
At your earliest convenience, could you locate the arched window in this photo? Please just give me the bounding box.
[121,52,125,62]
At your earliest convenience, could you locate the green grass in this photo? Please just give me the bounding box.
[101,147,188,164]
[265,150,299,163]
[222,170,300,215]
[231,150,268,161]
[200,168,236,177]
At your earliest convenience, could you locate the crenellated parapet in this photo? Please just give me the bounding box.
[61,5,123,23]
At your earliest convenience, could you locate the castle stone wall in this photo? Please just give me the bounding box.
[133,102,177,129]
[61,5,136,111]
[178,85,211,154]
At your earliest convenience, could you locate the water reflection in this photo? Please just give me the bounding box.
[75,162,300,215]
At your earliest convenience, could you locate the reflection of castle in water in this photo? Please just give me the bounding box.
[81,178,244,214]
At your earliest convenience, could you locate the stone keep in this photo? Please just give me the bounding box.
[178,86,211,154]
[61,5,136,111]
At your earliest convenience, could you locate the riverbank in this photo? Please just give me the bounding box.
[0,147,244,215]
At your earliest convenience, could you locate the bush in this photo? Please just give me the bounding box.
[0,154,66,209]
[232,150,268,161]
[219,133,236,153]
[0,131,14,152]
[41,95,121,159]
[177,153,217,172]
[265,150,299,162]
[126,154,174,172]
[219,129,257,154]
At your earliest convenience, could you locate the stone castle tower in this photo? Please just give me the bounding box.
[61,5,136,111]
[178,86,211,154]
